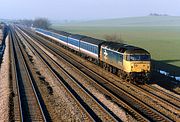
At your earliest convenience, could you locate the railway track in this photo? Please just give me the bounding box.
[9,26,47,121]
[9,29,21,121]
[16,26,119,121]
[20,27,176,122]
[119,82,180,121]
[141,84,180,108]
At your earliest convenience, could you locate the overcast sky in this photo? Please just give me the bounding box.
[0,0,180,20]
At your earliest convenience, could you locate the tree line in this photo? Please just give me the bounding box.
[18,18,51,29]
[17,18,125,43]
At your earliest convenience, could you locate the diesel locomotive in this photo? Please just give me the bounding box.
[35,28,151,83]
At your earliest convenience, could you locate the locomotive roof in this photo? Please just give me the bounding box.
[81,37,105,45]
[101,41,149,54]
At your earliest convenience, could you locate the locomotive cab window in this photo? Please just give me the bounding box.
[126,55,150,61]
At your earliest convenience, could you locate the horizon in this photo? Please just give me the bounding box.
[1,14,180,24]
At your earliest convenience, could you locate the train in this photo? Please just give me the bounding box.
[34,28,151,84]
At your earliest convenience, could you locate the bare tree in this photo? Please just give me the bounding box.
[19,19,33,27]
[104,34,124,43]
[33,18,51,29]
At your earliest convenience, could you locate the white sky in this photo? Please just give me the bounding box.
[0,0,180,20]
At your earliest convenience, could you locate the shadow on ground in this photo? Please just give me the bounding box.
[147,59,180,94]
[152,59,180,76]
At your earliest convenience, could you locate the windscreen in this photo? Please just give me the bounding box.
[127,55,150,61]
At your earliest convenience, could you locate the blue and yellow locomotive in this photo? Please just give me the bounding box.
[100,42,150,83]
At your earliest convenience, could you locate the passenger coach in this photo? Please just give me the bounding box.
[80,37,104,61]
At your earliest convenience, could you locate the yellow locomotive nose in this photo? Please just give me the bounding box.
[131,63,150,72]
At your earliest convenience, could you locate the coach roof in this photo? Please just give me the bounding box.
[81,37,105,45]
[68,34,87,40]
[50,29,71,37]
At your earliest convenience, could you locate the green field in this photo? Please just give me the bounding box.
[51,16,180,72]
[54,16,180,27]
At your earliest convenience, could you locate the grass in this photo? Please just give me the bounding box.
[55,16,180,27]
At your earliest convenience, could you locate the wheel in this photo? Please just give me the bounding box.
[109,66,113,73]
[103,62,106,69]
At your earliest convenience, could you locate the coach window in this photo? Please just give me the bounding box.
[86,44,88,50]
[70,38,73,44]
[71,39,73,44]
[84,43,86,49]
[89,46,91,51]
[87,44,89,50]
[89,45,91,51]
